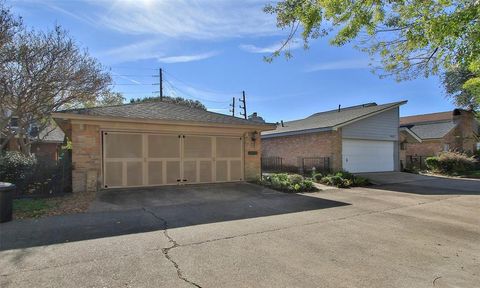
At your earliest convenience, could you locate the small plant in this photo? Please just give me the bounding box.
[288,174,304,184]
[312,173,323,182]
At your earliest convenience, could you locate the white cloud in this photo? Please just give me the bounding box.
[157,51,219,63]
[306,59,371,72]
[90,0,278,39]
[99,39,165,63]
[240,39,303,54]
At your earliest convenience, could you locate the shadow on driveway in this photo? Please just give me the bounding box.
[358,172,480,195]
[0,183,348,251]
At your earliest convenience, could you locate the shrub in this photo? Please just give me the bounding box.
[288,174,304,184]
[425,151,477,174]
[321,175,349,188]
[312,173,323,182]
[0,151,37,184]
[259,173,318,193]
[316,171,370,188]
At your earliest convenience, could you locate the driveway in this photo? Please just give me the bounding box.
[1,179,479,287]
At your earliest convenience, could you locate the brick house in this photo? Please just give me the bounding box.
[399,109,480,161]
[1,120,65,161]
[52,101,275,193]
[262,101,406,173]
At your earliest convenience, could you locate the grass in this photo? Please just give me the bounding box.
[13,198,58,219]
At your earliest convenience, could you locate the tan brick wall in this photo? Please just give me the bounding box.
[262,130,342,171]
[244,131,262,181]
[71,123,101,193]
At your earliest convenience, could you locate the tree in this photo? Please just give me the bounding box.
[130,96,207,110]
[0,4,111,154]
[78,91,125,108]
[442,65,478,109]
[265,0,480,103]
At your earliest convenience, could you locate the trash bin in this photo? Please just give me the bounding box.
[0,182,15,223]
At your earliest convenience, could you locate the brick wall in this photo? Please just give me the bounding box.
[71,123,101,193]
[404,110,478,156]
[244,131,262,181]
[261,130,342,171]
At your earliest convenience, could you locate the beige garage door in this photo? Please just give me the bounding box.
[103,132,243,188]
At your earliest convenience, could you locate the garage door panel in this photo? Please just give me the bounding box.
[230,160,242,181]
[148,134,180,158]
[148,161,163,185]
[105,162,123,187]
[106,133,143,158]
[126,161,143,186]
[199,161,213,183]
[216,137,241,158]
[165,161,181,184]
[184,136,212,158]
[183,160,197,183]
[216,160,228,182]
[342,139,394,173]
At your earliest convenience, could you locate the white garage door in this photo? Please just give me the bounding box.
[103,132,243,188]
[342,139,394,173]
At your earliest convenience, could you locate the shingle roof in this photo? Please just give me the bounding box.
[400,111,452,125]
[262,101,406,137]
[56,101,273,128]
[38,124,65,143]
[402,121,457,140]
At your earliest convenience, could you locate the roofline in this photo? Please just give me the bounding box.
[333,100,407,130]
[260,100,407,138]
[399,127,422,143]
[52,112,276,131]
[261,127,332,139]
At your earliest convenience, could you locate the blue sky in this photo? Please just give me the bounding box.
[11,0,454,122]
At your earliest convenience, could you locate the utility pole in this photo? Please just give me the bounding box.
[239,91,247,119]
[229,97,235,117]
[153,68,163,101]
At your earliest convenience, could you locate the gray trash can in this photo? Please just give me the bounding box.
[0,182,15,223]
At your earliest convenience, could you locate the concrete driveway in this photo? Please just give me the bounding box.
[1,179,479,287]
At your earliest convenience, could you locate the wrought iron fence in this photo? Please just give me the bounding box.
[261,156,283,173]
[300,157,330,175]
[405,155,430,171]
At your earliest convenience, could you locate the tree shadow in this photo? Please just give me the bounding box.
[367,176,480,195]
[0,183,349,251]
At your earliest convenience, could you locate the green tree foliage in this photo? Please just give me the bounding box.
[442,65,479,109]
[130,96,207,110]
[265,0,480,103]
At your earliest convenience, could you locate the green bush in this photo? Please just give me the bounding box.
[312,173,323,182]
[288,174,304,184]
[0,151,37,184]
[316,171,370,188]
[425,151,477,174]
[260,173,318,193]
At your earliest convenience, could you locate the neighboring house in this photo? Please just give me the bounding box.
[262,101,407,173]
[52,101,275,193]
[399,109,479,161]
[1,118,65,161]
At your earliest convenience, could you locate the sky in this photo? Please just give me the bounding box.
[10,0,455,122]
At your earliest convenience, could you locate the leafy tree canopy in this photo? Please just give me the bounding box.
[265,0,480,104]
[130,96,207,110]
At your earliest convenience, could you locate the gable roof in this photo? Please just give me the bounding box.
[262,101,406,138]
[53,101,274,129]
[400,111,452,125]
[401,121,457,140]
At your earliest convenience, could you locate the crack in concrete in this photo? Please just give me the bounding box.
[177,195,463,248]
[143,208,202,288]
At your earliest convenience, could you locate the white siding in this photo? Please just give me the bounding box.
[342,107,399,141]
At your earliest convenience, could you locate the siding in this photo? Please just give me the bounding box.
[342,107,399,141]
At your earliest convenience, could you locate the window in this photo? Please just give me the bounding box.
[476,142,480,150]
